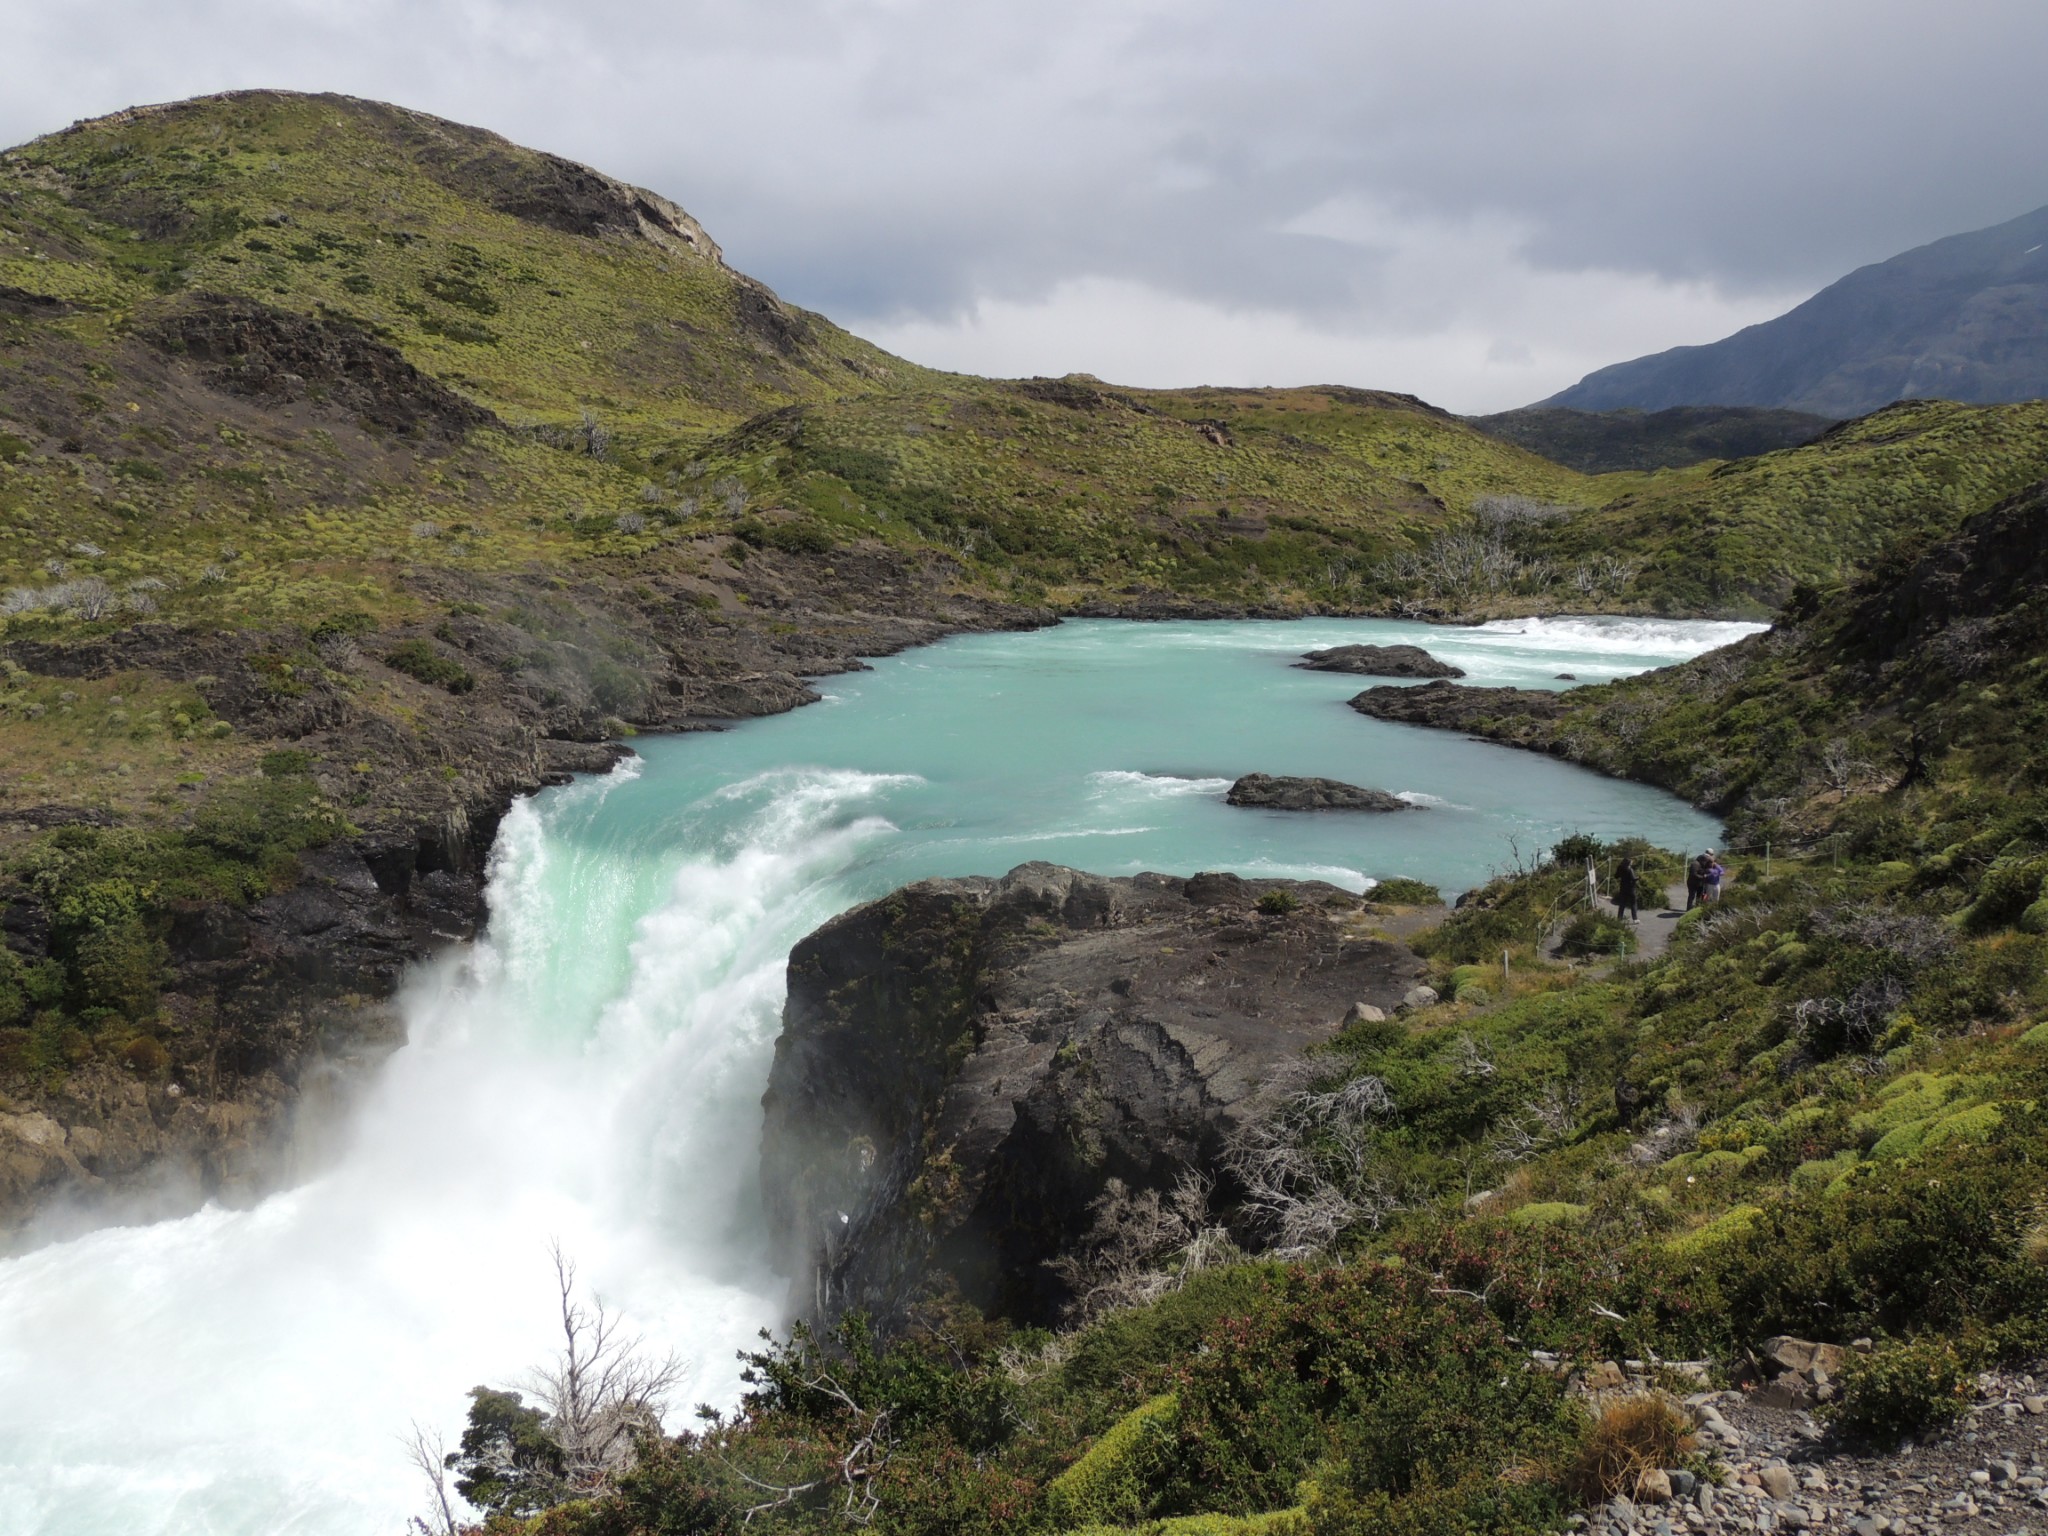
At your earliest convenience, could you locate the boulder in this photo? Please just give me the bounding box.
[1759,1465,1800,1501]
[1398,984,1441,1011]
[1296,644,1465,678]
[1350,1002,1387,1024]
[1226,774,1414,812]
[759,862,1426,1328]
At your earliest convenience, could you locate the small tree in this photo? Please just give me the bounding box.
[437,1242,685,1520]
[528,1240,685,1484]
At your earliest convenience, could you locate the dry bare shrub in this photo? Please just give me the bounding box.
[1626,1101,1701,1167]
[1564,1394,1694,1503]
[2022,1217,2048,1269]
[1051,1169,1239,1320]
[527,1241,684,1485]
[1225,1061,1402,1257]
[1488,1080,1580,1165]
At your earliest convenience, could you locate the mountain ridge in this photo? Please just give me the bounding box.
[1543,202,2048,417]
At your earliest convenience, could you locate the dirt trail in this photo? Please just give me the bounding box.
[1629,882,1691,961]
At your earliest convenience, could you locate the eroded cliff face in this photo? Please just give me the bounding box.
[0,556,1046,1247]
[760,863,1424,1327]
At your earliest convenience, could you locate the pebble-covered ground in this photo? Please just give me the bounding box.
[1573,1369,2048,1536]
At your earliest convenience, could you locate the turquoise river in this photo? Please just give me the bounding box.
[0,615,1757,1535]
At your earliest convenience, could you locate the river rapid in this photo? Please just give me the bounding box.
[0,615,1758,1535]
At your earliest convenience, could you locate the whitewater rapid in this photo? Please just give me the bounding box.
[0,616,1758,1534]
[0,763,913,1535]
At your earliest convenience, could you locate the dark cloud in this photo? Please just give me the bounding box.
[6,0,2043,409]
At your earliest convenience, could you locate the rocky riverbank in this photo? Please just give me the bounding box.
[1575,1361,2048,1536]
[759,862,1424,1327]
[0,543,1045,1244]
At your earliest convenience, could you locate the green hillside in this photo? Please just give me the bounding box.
[6,91,2048,652]
[427,487,2048,1536]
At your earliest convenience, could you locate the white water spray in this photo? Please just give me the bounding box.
[0,767,909,1536]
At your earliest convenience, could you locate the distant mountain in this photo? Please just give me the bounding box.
[1468,404,1836,473]
[1544,204,2048,417]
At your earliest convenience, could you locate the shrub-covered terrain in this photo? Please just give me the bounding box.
[424,489,2048,1533]
[4,89,2048,1533]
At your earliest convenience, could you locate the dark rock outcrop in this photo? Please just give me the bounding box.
[1297,643,1464,678]
[1225,774,1414,812]
[760,862,1424,1327]
[1348,678,1570,728]
[143,294,498,440]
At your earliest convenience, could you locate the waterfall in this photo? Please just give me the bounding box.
[0,765,912,1536]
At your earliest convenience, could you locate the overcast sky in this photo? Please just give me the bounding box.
[7,0,2046,412]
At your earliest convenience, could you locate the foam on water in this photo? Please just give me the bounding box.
[0,616,1750,1534]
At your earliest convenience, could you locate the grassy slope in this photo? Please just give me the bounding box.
[5,93,2048,653]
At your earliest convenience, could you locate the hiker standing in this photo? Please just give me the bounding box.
[1685,852,1711,911]
[1706,852,1726,903]
[1614,857,1640,922]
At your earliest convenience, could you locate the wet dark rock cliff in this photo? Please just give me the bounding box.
[759,862,1424,1328]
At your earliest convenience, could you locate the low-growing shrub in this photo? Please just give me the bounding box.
[1370,878,1442,906]
[384,639,475,694]
[1825,1337,1973,1442]
[1558,912,1635,958]
[1164,1264,1583,1520]
[1046,1394,1181,1528]
[1563,1394,1693,1502]
[1256,890,1299,916]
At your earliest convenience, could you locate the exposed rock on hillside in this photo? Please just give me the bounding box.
[1225,774,1414,812]
[1297,643,1464,678]
[759,863,1423,1326]
[145,293,498,439]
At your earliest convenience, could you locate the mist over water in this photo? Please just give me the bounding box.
[0,617,1754,1535]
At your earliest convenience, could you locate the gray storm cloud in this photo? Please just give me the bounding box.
[6,0,2045,410]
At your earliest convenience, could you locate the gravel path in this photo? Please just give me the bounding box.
[1577,1366,2048,1536]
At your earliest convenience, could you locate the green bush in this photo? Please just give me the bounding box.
[309,609,376,644]
[445,1386,566,1517]
[1964,858,2047,932]
[1046,1394,1181,1528]
[1557,912,1635,958]
[1552,833,1602,866]
[1692,1132,2048,1347]
[1163,1265,1582,1520]
[384,639,476,693]
[1370,878,1442,906]
[1825,1338,1973,1442]
[1256,890,1299,916]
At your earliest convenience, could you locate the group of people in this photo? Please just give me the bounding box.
[1605,849,1724,922]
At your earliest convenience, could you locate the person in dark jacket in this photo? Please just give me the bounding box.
[1614,857,1640,922]
[1686,851,1712,910]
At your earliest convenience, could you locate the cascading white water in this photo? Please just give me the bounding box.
[0,617,1754,1534]
[0,761,915,1536]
